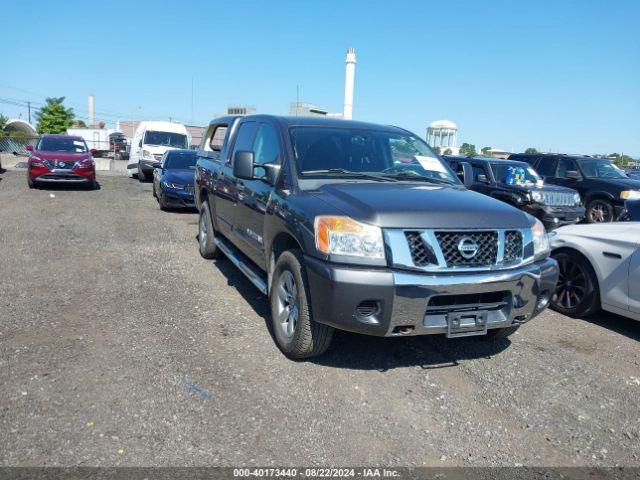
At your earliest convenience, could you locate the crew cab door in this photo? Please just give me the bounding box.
[233,122,282,268]
[628,246,640,315]
[216,121,258,239]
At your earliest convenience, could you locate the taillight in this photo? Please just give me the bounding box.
[77,159,95,169]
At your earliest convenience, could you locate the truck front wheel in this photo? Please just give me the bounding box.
[198,200,223,259]
[270,250,334,359]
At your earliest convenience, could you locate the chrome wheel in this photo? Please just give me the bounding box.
[588,201,611,223]
[274,270,299,338]
[554,257,587,309]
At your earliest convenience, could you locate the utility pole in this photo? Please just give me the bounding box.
[191,76,194,125]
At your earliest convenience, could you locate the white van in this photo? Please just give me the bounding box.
[127,121,190,181]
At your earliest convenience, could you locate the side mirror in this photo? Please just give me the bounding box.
[233,150,255,180]
[566,170,582,180]
[152,162,162,169]
[138,140,142,147]
[262,163,282,185]
[26,145,34,151]
[460,162,474,188]
[90,148,98,154]
[477,174,489,183]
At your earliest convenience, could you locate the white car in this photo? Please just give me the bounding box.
[550,223,640,321]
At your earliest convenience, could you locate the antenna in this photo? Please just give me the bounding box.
[191,76,194,125]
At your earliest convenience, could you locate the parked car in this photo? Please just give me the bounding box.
[550,223,640,321]
[194,115,558,359]
[127,121,190,182]
[618,200,640,221]
[626,170,640,180]
[444,156,584,230]
[152,149,198,210]
[26,134,96,189]
[509,153,640,223]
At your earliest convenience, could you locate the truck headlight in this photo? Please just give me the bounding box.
[573,193,581,204]
[142,150,154,160]
[314,216,385,259]
[621,190,640,200]
[531,191,543,203]
[532,218,550,260]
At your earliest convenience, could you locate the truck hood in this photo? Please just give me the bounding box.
[505,183,576,193]
[586,177,640,190]
[311,182,532,229]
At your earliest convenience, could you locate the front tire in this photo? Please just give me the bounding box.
[137,165,147,182]
[198,200,223,259]
[586,199,614,223]
[27,177,36,189]
[269,250,334,359]
[551,250,600,317]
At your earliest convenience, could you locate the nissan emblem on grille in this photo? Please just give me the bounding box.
[457,237,479,259]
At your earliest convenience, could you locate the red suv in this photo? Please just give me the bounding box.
[27,134,97,189]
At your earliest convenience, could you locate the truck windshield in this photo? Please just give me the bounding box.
[578,159,628,179]
[165,151,197,169]
[144,131,188,148]
[290,127,458,184]
[491,162,541,186]
[37,137,88,153]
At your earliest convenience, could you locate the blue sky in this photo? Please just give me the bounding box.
[2,0,638,155]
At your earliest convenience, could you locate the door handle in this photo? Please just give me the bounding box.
[603,251,622,259]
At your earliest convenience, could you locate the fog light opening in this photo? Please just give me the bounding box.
[392,325,415,335]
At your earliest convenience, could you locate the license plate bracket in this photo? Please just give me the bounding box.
[446,311,489,338]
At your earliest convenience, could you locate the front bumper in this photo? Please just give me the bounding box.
[527,205,586,230]
[305,256,559,337]
[31,168,95,184]
[161,187,195,208]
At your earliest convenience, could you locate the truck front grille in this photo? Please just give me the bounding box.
[400,229,526,270]
[540,191,576,206]
[503,231,523,263]
[434,231,498,267]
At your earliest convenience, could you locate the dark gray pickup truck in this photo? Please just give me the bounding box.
[195,115,558,359]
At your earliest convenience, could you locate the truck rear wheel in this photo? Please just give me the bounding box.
[198,200,222,259]
[269,250,334,359]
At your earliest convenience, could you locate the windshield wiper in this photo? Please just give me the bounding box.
[378,171,455,185]
[301,169,395,182]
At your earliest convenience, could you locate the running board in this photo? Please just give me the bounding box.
[213,237,268,295]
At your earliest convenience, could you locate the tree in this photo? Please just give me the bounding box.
[34,97,74,134]
[608,152,634,168]
[0,113,7,138]
[443,148,452,155]
[525,147,538,154]
[73,119,87,128]
[481,146,492,155]
[433,146,441,155]
[459,143,477,157]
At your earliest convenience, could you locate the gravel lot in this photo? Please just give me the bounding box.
[0,169,639,467]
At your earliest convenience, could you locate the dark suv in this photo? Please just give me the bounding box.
[444,156,584,230]
[509,153,640,223]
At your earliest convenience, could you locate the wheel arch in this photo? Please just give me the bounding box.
[584,191,616,204]
[552,245,602,301]
[267,231,304,290]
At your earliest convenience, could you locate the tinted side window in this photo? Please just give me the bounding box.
[535,158,556,177]
[555,158,578,178]
[209,125,228,152]
[252,123,281,178]
[231,122,258,164]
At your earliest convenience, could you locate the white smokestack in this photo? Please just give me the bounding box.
[88,95,95,127]
[343,48,356,120]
